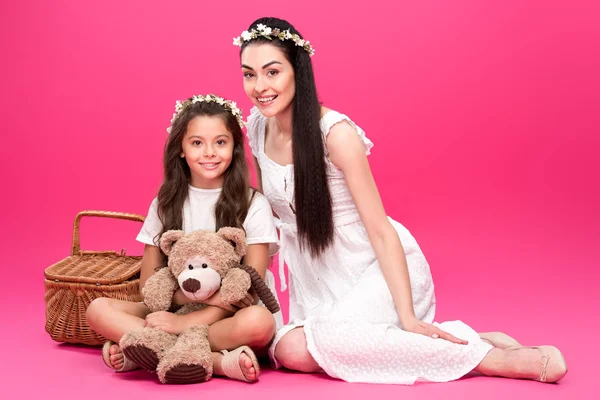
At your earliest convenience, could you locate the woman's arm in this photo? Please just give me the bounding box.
[326,121,466,344]
[326,122,415,323]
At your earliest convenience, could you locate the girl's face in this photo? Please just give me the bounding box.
[181,116,234,189]
[241,43,295,118]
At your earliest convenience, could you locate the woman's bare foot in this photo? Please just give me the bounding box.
[524,346,568,383]
[479,332,521,349]
[476,346,568,383]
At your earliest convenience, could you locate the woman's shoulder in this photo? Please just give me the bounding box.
[319,106,374,156]
[246,106,266,127]
[319,106,352,134]
[246,107,266,155]
[320,106,334,117]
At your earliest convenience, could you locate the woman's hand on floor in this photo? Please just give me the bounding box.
[403,318,468,345]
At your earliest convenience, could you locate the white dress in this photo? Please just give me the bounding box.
[246,107,492,384]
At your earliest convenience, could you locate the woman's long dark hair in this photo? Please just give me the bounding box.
[241,17,334,257]
[155,98,254,246]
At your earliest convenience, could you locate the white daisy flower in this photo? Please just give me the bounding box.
[241,30,252,41]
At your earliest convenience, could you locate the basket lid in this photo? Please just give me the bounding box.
[45,252,142,285]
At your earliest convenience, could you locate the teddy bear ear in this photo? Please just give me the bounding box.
[159,230,185,256]
[216,227,247,258]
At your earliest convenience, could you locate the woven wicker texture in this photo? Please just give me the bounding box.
[44,210,145,345]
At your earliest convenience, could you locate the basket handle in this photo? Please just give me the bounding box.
[71,210,146,255]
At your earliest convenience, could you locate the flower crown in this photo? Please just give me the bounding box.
[233,23,315,56]
[167,94,244,133]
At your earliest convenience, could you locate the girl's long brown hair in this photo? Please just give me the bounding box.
[155,98,254,246]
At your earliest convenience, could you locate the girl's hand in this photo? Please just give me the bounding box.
[145,311,187,335]
[232,291,258,309]
[403,318,468,345]
[202,289,239,313]
[203,289,257,312]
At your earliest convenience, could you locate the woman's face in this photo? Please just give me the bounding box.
[241,43,295,118]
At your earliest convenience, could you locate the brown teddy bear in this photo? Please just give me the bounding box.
[119,227,279,384]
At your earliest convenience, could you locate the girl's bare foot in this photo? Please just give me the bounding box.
[101,341,139,372]
[212,347,261,382]
[108,344,125,370]
[238,352,258,381]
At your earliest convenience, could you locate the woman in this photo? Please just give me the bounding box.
[232,17,567,384]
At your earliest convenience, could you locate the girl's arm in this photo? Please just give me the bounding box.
[326,121,466,344]
[244,243,270,280]
[157,243,271,335]
[139,244,165,293]
[145,307,233,335]
[234,242,270,307]
[200,242,271,309]
[140,244,233,333]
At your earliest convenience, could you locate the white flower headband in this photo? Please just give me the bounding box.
[167,94,244,134]
[233,23,315,57]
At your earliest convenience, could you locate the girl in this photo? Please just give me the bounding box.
[233,18,568,384]
[86,94,283,383]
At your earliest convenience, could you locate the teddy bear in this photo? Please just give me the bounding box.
[119,227,280,384]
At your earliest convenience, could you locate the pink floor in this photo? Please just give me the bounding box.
[3,232,594,400]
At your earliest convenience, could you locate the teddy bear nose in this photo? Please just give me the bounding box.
[182,278,201,293]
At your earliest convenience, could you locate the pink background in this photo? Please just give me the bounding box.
[1,0,598,398]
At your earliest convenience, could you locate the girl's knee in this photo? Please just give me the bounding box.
[86,297,113,315]
[233,306,276,346]
[275,328,319,372]
[86,297,113,327]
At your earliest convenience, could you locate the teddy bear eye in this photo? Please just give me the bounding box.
[202,263,208,269]
[229,240,236,248]
[188,264,194,270]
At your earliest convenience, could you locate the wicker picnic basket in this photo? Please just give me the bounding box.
[44,210,145,345]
